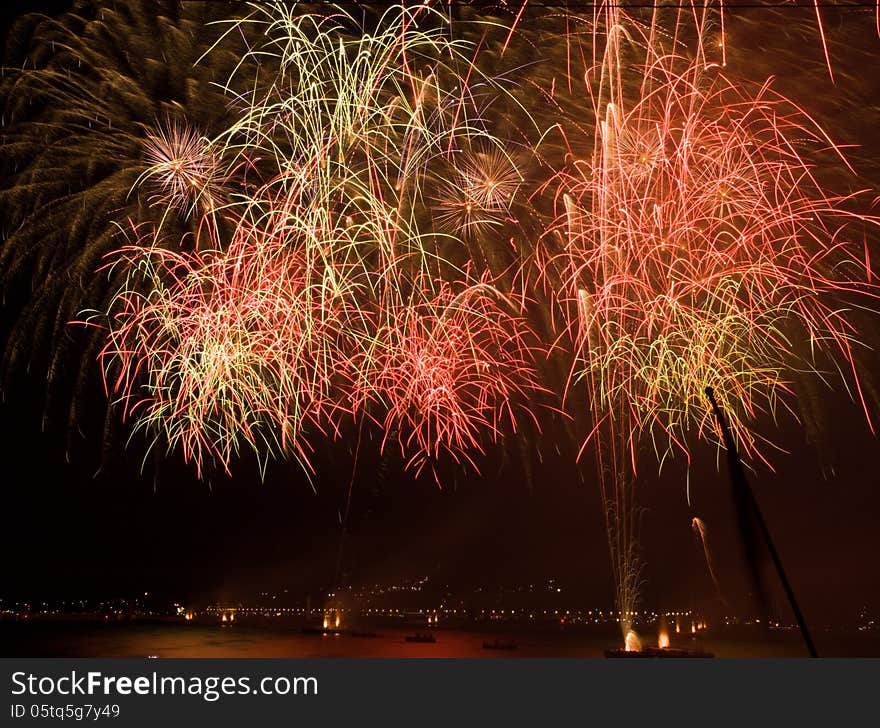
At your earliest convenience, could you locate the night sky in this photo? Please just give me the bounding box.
[4,369,880,626]
[2,1,880,631]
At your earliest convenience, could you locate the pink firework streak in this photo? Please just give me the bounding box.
[530,6,880,641]
[541,47,880,471]
[367,277,544,482]
[99,208,361,479]
[99,190,544,481]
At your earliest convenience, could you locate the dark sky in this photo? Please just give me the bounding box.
[3,334,879,628]
[2,1,880,630]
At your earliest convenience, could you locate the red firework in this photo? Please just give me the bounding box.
[540,45,880,468]
[367,277,543,480]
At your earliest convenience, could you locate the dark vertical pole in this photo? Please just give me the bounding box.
[705,387,818,658]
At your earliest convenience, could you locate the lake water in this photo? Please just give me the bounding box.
[3,622,878,658]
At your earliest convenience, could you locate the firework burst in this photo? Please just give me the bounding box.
[140,118,221,219]
[551,50,879,467]
[368,279,542,480]
[433,145,524,240]
[0,0,257,447]
[92,2,545,481]
[99,210,357,480]
[536,6,880,638]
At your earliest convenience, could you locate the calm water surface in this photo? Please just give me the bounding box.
[3,622,878,658]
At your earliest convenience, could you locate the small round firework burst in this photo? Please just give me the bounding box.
[141,118,221,218]
[433,145,523,239]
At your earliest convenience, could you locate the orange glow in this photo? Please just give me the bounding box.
[334,613,340,629]
[658,629,670,649]
[691,622,696,634]
[624,630,642,652]
[323,616,329,630]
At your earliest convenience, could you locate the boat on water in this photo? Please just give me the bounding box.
[482,639,517,651]
[405,632,437,643]
[604,647,714,658]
